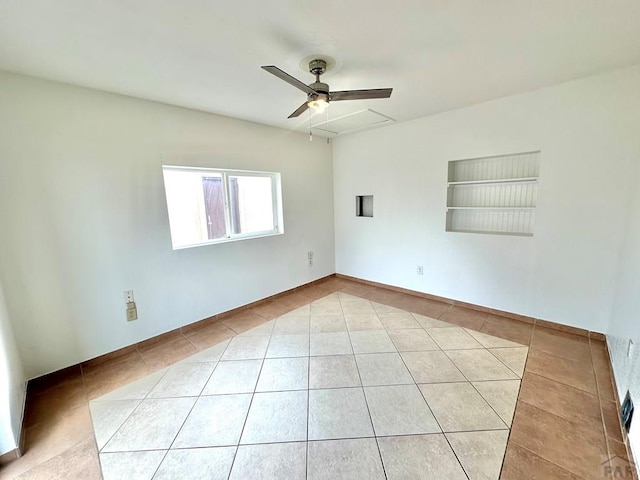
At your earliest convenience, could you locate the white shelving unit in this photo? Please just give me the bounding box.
[445,151,540,236]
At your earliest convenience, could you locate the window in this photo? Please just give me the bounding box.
[162,166,283,249]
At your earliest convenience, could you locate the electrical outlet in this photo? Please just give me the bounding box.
[124,290,134,304]
[416,265,424,275]
[308,251,314,267]
[126,302,138,321]
[622,390,634,433]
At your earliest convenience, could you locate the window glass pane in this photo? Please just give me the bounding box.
[163,169,225,248]
[162,166,282,249]
[229,175,275,235]
[201,176,226,240]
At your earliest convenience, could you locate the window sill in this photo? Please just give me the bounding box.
[172,230,284,250]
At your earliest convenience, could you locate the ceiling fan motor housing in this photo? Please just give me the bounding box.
[308,81,330,104]
[309,59,330,102]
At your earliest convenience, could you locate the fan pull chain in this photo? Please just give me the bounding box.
[309,108,313,142]
[326,108,330,144]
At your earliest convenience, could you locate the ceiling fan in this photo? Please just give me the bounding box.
[262,59,393,118]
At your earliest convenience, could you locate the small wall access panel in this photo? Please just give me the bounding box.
[356,195,374,217]
[446,151,540,236]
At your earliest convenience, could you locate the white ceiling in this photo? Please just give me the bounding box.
[1,0,639,136]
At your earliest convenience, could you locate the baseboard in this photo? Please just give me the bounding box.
[26,271,606,392]
[335,273,606,339]
[28,274,337,386]
[0,448,19,466]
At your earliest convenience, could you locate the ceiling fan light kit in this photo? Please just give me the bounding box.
[307,96,329,112]
[262,58,393,119]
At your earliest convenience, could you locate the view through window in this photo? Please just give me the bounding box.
[162,166,283,249]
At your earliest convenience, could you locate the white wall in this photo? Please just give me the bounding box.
[333,66,640,332]
[0,71,334,379]
[0,281,25,455]
[607,146,640,458]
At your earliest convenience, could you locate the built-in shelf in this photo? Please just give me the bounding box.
[445,151,540,236]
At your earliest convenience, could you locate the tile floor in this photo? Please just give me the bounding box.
[0,276,634,479]
[90,291,525,479]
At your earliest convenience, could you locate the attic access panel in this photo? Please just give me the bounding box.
[312,109,394,135]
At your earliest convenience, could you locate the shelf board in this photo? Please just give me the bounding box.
[447,177,538,186]
[446,228,534,237]
[446,206,535,210]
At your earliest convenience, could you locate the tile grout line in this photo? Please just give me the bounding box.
[339,294,389,480]
[508,333,607,480]
[484,346,527,379]
[589,335,615,463]
[411,358,471,480]
[224,331,272,478]
[517,369,598,397]
[404,312,512,477]
[83,428,529,455]
[466,379,512,430]
[102,338,234,475]
[496,382,525,477]
[156,382,206,479]
[344,293,509,477]
[305,303,311,480]
[508,442,586,478]
[79,362,103,475]
[497,326,534,476]
[96,367,170,455]
[373,293,510,479]
[90,379,530,399]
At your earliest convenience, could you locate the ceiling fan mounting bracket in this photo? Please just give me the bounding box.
[308,59,327,77]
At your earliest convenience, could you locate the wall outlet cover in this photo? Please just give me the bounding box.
[622,390,634,433]
[126,302,138,321]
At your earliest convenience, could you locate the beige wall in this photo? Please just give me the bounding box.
[333,65,640,333]
[0,71,335,378]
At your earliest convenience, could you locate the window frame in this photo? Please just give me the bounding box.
[162,165,284,250]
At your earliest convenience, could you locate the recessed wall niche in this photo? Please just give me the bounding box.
[446,151,540,236]
[356,195,373,217]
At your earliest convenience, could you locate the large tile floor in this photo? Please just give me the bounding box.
[91,291,525,479]
[0,276,634,479]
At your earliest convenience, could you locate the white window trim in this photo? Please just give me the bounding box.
[162,165,284,250]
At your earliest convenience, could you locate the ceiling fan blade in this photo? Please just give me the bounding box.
[330,88,393,101]
[288,102,309,118]
[262,65,318,95]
